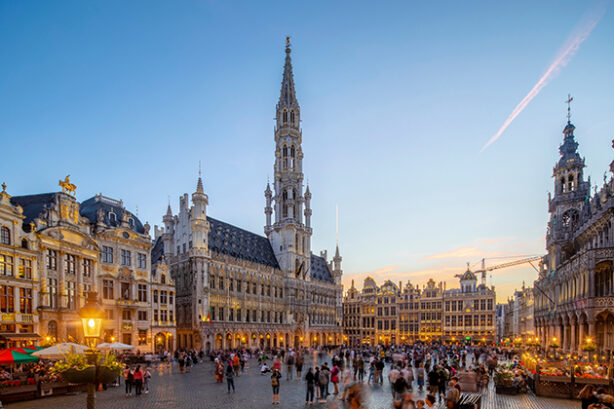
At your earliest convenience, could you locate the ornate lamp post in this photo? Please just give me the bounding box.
[79,292,104,409]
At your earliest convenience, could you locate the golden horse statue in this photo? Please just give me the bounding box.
[59,175,76,195]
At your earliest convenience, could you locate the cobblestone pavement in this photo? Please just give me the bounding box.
[5,356,580,409]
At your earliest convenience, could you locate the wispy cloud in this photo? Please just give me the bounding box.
[421,246,499,261]
[480,1,607,152]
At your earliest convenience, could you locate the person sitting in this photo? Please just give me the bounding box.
[261,363,271,375]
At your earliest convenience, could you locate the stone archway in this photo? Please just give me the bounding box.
[596,311,614,354]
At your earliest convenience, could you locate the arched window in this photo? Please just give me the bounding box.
[0,227,9,245]
[295,234,299,251]
[290,146,295,158]
[560,177,565,193]
[291,111,295,123]
[48,320,58,339]
[109,212,117,223]
[283,111,288,124]
[568,174,575,192]
[21,239,28,249]
[283,145,288,157]
[128,218,135,229]
[161,274,166,284]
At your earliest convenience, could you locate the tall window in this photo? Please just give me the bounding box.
[153,290,158,303]
[137,311,147,321]
[103,280,114,300]
[102,246,113,263]
[0,227,10,245]
[0,286,14,312]
[48,279,58,308]
[160,290,167,304]
[153,309,158,322]
[46,249,57,270]
[138,329,146,345]
[67,282,76,310]
[120,282,130,300]
[83,259,92,277]
[65,254,76,274]
[122,310,131,320]
[0,255,13,276]
[169,292,173,305]
[161,310,167,322]
[120,250,131,266]
[19,288,32,313]
[137,253,146,269]
[18,259,32,279]
[138,284,147,302]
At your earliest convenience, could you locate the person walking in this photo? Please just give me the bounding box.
[133,365,144,396]
[295,353,304,379]
[305,367,315,404]
[271,368,281,404]
[143,367,152,394]
[123,365,133,397]
[416,362,425,392]
[331,363,340,395]
[226,362,236,393]
[318,363,330,402]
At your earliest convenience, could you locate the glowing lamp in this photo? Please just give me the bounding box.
[79,292,104,348]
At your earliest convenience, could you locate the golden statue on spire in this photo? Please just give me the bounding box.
[59,175,77,196]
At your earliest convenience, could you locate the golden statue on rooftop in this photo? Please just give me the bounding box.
[59,175,76,195]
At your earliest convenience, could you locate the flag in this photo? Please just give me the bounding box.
[295,261,304,278]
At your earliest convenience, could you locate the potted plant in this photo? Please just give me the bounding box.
[52,351,122,384]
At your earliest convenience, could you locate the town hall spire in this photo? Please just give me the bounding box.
[266,38,311,279]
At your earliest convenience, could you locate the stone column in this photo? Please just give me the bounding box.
[571,323,577,354]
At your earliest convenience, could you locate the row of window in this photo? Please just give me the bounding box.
[377,320,397,330]
[210,307,284,324]
[101,247,147,268]
[0,286,33,313]
[444,299,494,312]
[102,280,166,303]
[46,250,94,276]
[209,275,284,298]
[0,255,32,279]
[444,314,494,326]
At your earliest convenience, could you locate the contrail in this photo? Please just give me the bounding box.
[480,2,607,152]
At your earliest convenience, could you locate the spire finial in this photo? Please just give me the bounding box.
[1,182,5,193]
[285,36,291,54]
[198,160,202,177]
[566,94,573,123]
[136,205,139,217]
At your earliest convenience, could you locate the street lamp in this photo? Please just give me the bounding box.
[78,292,104,409]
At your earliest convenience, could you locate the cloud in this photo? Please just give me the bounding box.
[480,1,607,152]
[421,246,501,261]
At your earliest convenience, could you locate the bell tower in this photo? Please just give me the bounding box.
[546,95,590,271]
[265,37,312,279]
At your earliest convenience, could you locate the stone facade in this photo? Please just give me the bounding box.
[501,284,535,342]
[4,185,173,352]
[155,40,343,352]
[534,118,614,355]
[0,185,40,347]
[343,271,496,346]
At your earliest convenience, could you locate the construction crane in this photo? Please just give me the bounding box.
[473,256,542,286]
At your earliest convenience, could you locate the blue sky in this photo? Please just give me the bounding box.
[1,0,613,301]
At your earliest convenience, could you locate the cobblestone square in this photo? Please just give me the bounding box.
[5,357,578,409]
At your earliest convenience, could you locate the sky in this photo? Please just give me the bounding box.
[1,0,613,303]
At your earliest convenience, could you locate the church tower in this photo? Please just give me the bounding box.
[265,37,312,279]
[546,96,590,272]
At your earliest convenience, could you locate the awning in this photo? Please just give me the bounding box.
[0,333,42,340]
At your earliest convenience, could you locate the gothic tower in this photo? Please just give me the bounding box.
[546,102,590,272]
[265,38,312,279]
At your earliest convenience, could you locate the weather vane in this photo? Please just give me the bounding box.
[566,94,573,122]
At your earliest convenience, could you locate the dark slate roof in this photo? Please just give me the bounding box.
[80,196,145,234]
[310,254,334,283]
[207,217,280,268]
[10,193,57,226]
[151,236,164,267]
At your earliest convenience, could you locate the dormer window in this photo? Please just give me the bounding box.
[109,212,117,223]
[128,217,135,229]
